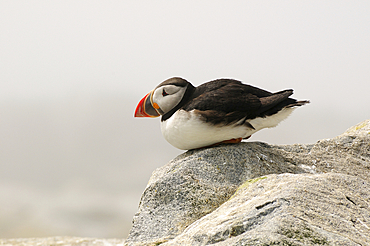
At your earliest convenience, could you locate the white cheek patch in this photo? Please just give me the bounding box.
[163,85,182,94]
[152,86,186,115]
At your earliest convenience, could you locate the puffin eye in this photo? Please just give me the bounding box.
[162,89,168,96]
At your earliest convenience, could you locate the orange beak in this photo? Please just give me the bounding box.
[134,91,161,117]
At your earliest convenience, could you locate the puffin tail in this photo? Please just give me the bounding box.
[285,100,310,108]
[257,90,310,117]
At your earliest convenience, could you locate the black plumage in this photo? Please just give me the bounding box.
[161,78,309,126]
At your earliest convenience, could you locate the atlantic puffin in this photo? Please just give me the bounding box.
[134,77,309,150]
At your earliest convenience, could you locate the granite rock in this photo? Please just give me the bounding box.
[2,120,369,245]
[126,137,306,245]
[126,120,370,245]
[275,119,370,181]
[0,237,125,246]
[164,173,370,245]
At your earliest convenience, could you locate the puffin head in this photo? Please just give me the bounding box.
[134,77,191,117]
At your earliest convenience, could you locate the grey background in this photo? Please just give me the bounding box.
[1,1,369,238]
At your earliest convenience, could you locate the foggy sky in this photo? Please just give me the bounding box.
[1,1,369,238]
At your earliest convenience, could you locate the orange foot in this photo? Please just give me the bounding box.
[193,136,252,150]
[221,138,243,144]
[198,137,245,149]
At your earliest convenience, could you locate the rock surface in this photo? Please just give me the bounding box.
[0,237,125,246]
[164,173,370,246]
[1,120,369,245]
[126,119,370,245]
[126,140,307,245]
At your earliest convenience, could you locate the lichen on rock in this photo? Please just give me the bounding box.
[126,119,370,246]
[2,120,369,246]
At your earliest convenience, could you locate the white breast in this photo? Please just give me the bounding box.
[160,108,295,150]
[161,110,250,150]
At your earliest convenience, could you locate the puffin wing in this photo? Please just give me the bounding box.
[182,79,296,126]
